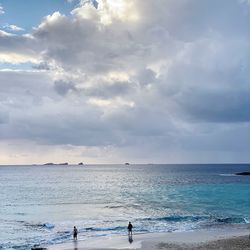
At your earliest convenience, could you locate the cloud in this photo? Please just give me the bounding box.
[3,24,25,32]
[0,31,40,63]
[1,0,250,163]
[0,109,9,124]
[80,0,99,9]
[54,79,76,95]
[0,29,14,37]
[0,5,4,15]
[84,80,132,99]
[32,61,50,70]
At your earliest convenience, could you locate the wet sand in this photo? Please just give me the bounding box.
[47,226,250,250]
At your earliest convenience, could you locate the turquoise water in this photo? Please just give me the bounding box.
[0,164,249,249]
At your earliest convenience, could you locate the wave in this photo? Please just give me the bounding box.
[141,215,209,222]
[244,218,250,223]
[15,212,26,215]
[140,215,248,225]
[3,231,72,250]
[18,221,55,230]
[85,226,125,232]
[42,223,55,229]
[29,222,55,230]
[104,204,141,209]
[29,226,125,249]
[104,205,124,209]
[215,217,247,224]
[47,231,72,243]
[0,242,31,250]
[6,215,249,250]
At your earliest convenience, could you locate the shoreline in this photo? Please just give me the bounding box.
[47,226,250,250]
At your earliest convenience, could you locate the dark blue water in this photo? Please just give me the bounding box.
[0,164,249,249]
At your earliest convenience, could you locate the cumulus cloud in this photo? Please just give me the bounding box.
[0,31,40,63]
[80,0,99,9]
[0,0,250,163]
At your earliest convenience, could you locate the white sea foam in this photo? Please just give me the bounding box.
[219,174,236,176]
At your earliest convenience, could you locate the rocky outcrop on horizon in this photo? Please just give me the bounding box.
[43,162,68,166]
[235,172,250,176]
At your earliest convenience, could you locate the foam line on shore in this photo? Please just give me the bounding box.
[47,226,250,250]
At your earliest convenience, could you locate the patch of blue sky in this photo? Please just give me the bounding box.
[0,0,76,32]
[0,62,35,71]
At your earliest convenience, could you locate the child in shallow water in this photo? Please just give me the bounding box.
[73,226,78,240]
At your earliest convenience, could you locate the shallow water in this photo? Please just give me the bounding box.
[0,164,249,249]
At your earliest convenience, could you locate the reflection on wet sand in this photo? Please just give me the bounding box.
[128,235,133,244]
[74,240,78,250]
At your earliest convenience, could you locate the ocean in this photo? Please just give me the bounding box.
[0,164,249,249]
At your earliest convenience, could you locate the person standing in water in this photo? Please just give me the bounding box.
[127,222,133,237]
[73,226,78,240]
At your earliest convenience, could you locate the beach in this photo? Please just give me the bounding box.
[48,227,250,250]
[1,164,249,249]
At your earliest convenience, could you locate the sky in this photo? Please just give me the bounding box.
[0,0,250,164]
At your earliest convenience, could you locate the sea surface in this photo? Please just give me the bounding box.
[0,164,250,249]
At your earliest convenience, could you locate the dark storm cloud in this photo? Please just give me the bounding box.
[136,68,156,86]
[177,88,250,123]
[54,80,76,96]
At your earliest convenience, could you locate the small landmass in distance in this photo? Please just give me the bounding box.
[43,162,68,166]
[235,171,250,175]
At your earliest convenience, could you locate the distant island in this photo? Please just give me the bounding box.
[124,163,130,165]
[235,172,250,176]
[43,162,68,166]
